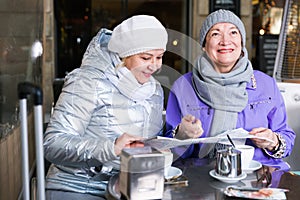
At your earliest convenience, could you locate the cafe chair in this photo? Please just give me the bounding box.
[277,82,300,171]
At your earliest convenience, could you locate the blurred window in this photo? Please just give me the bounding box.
[55,0,191,78]
[0,0,43,139]
[274,0,300,81]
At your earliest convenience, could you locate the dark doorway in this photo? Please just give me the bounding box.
[54,0,190,78]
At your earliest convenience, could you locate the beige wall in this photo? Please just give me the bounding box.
[0,114,35,200]
[193,0,253,59]
[43,0,55,115]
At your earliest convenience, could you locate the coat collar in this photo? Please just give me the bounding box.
[246,74,257,90]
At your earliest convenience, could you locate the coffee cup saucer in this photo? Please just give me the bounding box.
[209,170,247,183]
[243,160,262,174]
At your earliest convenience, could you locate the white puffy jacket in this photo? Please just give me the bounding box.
[44,28,164,196]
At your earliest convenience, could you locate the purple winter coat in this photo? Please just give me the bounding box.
[166,70,295,170]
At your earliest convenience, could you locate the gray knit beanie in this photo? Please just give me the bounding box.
[108,15,168,58]
[199,9,246,47]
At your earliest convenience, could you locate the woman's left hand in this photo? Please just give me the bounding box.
[249,127,279,151]
[114,133,145,156]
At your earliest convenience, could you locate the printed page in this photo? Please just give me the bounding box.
[143,128,273,150]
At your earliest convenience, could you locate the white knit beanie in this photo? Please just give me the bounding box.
[108,15,168,58]
[199,9,246,47]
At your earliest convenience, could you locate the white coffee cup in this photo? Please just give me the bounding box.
[235,144,255,169]
[161,150,173,177]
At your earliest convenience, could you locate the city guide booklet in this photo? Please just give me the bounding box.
[143,128,273,150]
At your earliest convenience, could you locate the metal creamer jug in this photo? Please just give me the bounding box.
[215,147,241,178]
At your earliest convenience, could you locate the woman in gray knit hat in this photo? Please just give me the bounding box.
[166,9,295,171]
[44,15,201,199]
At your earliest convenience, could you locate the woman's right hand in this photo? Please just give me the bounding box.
[176,114,203,140]
[114,133,144,156]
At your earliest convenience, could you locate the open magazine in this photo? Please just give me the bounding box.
[143,128,274,150]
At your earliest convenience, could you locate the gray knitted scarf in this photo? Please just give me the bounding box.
[192,48,253,158]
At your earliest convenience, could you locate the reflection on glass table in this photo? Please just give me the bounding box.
[107,158,300,200]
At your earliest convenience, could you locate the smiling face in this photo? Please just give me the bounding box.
[124,49,165,84]
[204,22,242,73]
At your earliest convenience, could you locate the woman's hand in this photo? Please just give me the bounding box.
[176,114,203,140]
[249,127,279,151]
[114,133,144,156]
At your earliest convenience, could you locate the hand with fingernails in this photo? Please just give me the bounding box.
[114,133,144,156]
[249,127,279,151]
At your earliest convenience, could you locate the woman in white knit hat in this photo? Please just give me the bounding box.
[44,15,201,199]
[166,9,295,170]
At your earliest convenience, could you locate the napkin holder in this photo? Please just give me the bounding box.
[119,147,165,200]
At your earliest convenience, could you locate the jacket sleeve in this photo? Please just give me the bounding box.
[165,73,196,137]
[268,78,296,158]
[165,84,183,138]
[44,68,118,168]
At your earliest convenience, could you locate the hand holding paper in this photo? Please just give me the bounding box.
[249,127,278,151]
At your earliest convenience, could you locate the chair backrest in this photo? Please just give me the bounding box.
[52,78,65,106]
[277,82,300,170]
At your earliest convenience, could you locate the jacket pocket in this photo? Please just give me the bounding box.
[248,97,272,110]
[244,97,273,127]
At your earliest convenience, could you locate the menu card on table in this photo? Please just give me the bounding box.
[143,128,273,150]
